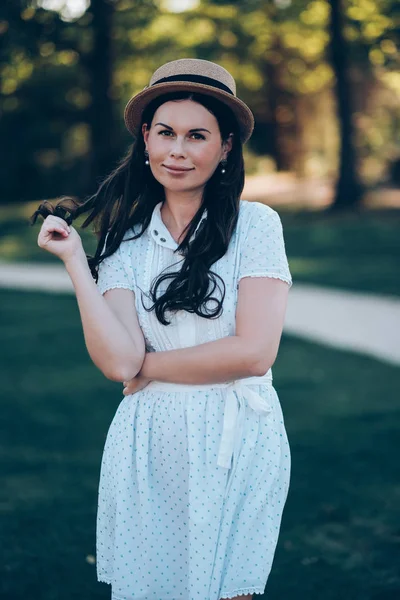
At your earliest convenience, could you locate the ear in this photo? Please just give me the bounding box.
[142,123,149,145]
[222,133,234,159]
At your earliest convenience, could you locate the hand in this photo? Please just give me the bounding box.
[122,373,152,396]
[37,215,84,263]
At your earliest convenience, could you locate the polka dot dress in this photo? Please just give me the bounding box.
[95,200,293,600]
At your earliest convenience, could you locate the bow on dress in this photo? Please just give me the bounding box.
[217,374,274,471]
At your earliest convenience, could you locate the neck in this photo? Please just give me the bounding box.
[161,195,203,238]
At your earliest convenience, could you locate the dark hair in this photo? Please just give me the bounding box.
[29,91,245,325]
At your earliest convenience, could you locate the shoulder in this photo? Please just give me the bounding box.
[100,229,135,259]
[117,227,140,251]
[240,199,277,217]
[239,200,281,229]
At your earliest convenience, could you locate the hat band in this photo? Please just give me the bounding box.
[151,74,234,96]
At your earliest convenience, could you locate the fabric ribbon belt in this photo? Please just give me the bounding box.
[216,373,273,469]
[139,371,274,471]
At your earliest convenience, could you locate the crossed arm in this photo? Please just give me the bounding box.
[139,335,261,385]
[137,277,290,385]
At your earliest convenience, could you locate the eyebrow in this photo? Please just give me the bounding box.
[154,122,211,134]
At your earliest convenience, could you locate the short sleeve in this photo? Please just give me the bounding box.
[96,235,135,296]
[237,202,292,288]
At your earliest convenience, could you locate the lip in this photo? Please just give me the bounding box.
[163,165,194,172]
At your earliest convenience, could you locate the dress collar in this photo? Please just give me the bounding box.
[149,201,208,251]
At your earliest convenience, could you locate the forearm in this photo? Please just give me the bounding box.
[140,336,263,384]
[65,252,144,381]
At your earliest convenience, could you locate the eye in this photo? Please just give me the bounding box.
[158,130,205,140]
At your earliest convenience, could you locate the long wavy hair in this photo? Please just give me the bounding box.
[29,91,245,325]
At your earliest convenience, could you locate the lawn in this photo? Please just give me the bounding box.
[1,200,399,296]
[281,208,400,297]
[1,289,399,599]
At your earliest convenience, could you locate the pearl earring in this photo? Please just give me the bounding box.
[144,150,149,165]
[220,159,227,174]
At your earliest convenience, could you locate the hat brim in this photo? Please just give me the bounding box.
[124,81,254,144]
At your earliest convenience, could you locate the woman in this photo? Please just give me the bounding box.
[31,58,293,600]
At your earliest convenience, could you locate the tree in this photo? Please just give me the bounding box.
[327,0,363,210]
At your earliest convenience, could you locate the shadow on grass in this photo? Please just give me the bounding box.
[0,289,399,599]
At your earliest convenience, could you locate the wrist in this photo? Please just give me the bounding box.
[64,249,87,272]
[139,352,154,380]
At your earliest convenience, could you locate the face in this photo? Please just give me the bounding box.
[142,99,233,195]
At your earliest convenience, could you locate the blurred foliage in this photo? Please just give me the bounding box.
[0,0,399,202]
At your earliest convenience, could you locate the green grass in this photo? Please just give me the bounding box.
[280,208,400,297]
[278,209,400,295]
[1,289,399,599]
[1,201,399,296]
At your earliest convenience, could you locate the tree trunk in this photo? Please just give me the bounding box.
[327,0,364,210]
[260,58,287,171]
[84,0,117,195]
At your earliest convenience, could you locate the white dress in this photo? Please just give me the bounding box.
[95,199,293,600]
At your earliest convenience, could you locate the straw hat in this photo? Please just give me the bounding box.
[124,58,255,144]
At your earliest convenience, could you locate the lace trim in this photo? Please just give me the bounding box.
[97,574,112,585]
[154,248,174,351]
[237,272,292,289]
[219,585,265,598]
[97,576,264,597]
[138,234,158,351]
[97,282,136,296]
[96,578,264,597]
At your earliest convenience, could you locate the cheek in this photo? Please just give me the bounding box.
[150,141,220,169]
[150,144,165,158]
[193,147,220,168]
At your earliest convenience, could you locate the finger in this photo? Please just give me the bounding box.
[45,216,71,234]
[40,228,68,242]
[47,215,71,227]
[44,224,70,238]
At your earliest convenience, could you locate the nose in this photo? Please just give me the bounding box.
[169,136,187,158]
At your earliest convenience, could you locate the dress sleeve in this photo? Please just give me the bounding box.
[96,235,136,296]
[237,202,293,288]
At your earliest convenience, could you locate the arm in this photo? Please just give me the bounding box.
[140,335,257,385]
[139,277,290,385]
[140,203,292,386]
[65,252,145,382]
